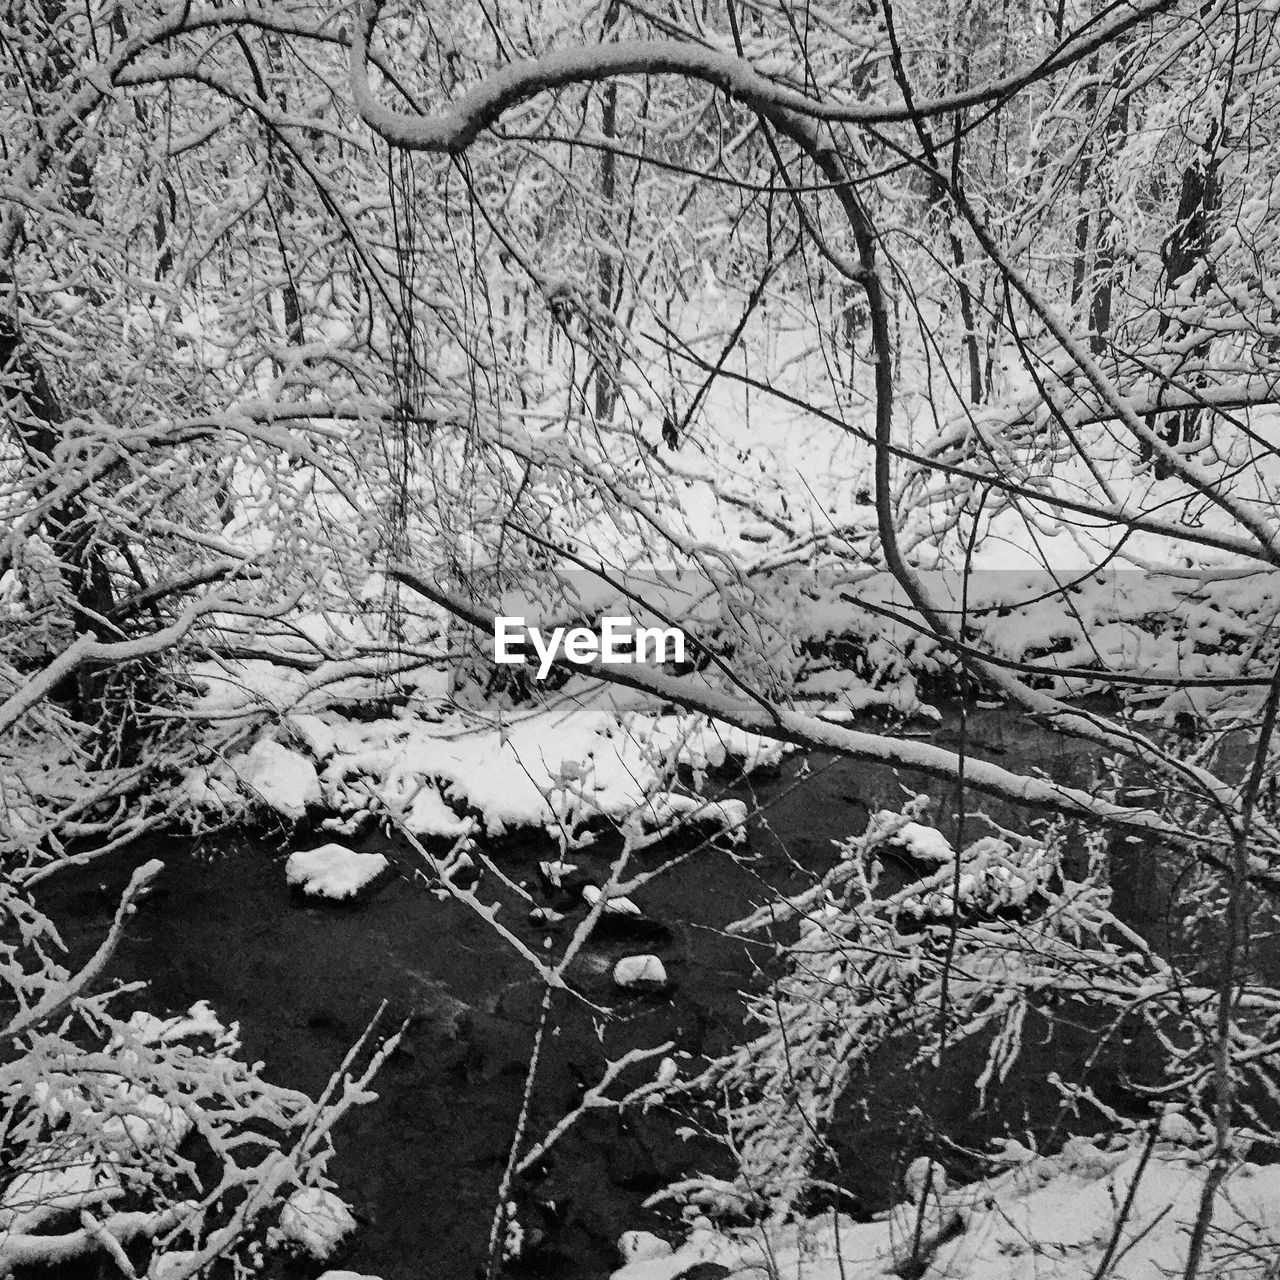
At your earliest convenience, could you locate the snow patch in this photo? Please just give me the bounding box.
[640,792,749,842]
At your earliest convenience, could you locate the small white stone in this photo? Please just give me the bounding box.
[618,1230,673,1262]
[613,954,668,991]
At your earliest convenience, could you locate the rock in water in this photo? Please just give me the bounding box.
[618,1230,673,1263]
[613,954,670,993]
[286,844,389,901]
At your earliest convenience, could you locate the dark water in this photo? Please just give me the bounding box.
[34,705,1191,1280]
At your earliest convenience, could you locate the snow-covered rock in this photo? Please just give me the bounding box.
[584,884,642,916]
[1157,1110,1201,1145]
[288,714,338,761]
[286,844,389,900]
[886,819,953,864]
[435,847,479,887]
[989,1137,1038,1165]
[704,798,749,841]
[231,739,321,822]
[279,1187,356,1260]
[640,793,749,843]
[654,1056,679,1089]
[613,954,670,993]
[619,1230,673,1263]
[99,1087,193,1153]
[26,1078,191,1156]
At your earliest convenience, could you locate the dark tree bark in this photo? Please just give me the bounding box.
[0,309,119,714]
[593,0,623,424]
[1142,136,1220,476]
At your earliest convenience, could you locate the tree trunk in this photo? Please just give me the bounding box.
[1142,138,1220,476]
[593,0,622,424]
[1,311,118,718]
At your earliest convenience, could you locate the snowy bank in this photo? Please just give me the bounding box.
[613,1136,1280,1280]
[180,668,783,843]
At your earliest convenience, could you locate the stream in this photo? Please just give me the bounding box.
[34,706,1189,1280]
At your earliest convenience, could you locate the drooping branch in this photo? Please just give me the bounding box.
[349,0,1181,152]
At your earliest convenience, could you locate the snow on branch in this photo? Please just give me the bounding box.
[349,0,1181,153]
[383,564,1236,857]
[2,858,163,1041]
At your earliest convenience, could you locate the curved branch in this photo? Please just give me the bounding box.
[348,0,1180,153]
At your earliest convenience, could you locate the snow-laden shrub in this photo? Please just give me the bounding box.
[0,861,394,1279]
[662,798,1267,1221]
